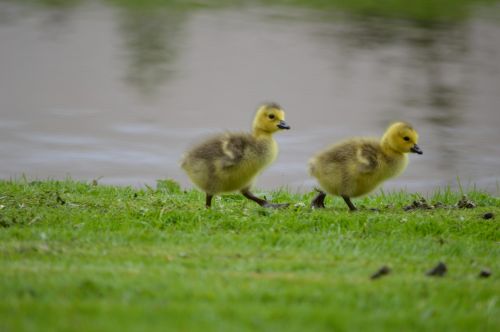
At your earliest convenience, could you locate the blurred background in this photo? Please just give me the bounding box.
[0,0,499,194]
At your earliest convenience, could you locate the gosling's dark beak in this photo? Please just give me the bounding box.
[277,120,290,130]
[410,144,423,155]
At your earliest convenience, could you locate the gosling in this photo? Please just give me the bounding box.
[308,122,422,211]
[181,103,291,208]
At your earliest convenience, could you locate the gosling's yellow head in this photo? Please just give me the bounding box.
[252,103,290,135]
[382,122,423,155]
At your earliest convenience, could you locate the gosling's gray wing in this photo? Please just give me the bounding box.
[218,134,250,168]
[356,143,380,174]
[189,134,249,168]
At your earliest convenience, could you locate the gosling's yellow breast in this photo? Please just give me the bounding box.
[309,138,408,198]
[181,133,277,194]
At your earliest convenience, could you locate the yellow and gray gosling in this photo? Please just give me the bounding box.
[308,122,422,211]
[181,103,290,208]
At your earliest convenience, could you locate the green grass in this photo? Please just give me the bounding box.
[0,179,499,332]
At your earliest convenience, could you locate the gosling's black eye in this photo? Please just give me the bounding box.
[268,114,275,119]
[403,136,410,141]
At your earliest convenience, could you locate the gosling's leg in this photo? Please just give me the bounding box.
[342,195,357,211]
[205,194,213,208]
[241,188,288,209]
[311,190,326,209]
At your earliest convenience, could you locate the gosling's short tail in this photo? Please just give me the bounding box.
[308,158,318,177]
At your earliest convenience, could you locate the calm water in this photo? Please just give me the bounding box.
[1,1,499,194]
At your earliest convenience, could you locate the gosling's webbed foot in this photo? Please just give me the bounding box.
[241,189,288,209]
[311,190,327,209]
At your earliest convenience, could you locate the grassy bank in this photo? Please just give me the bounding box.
[0,179,499,331]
